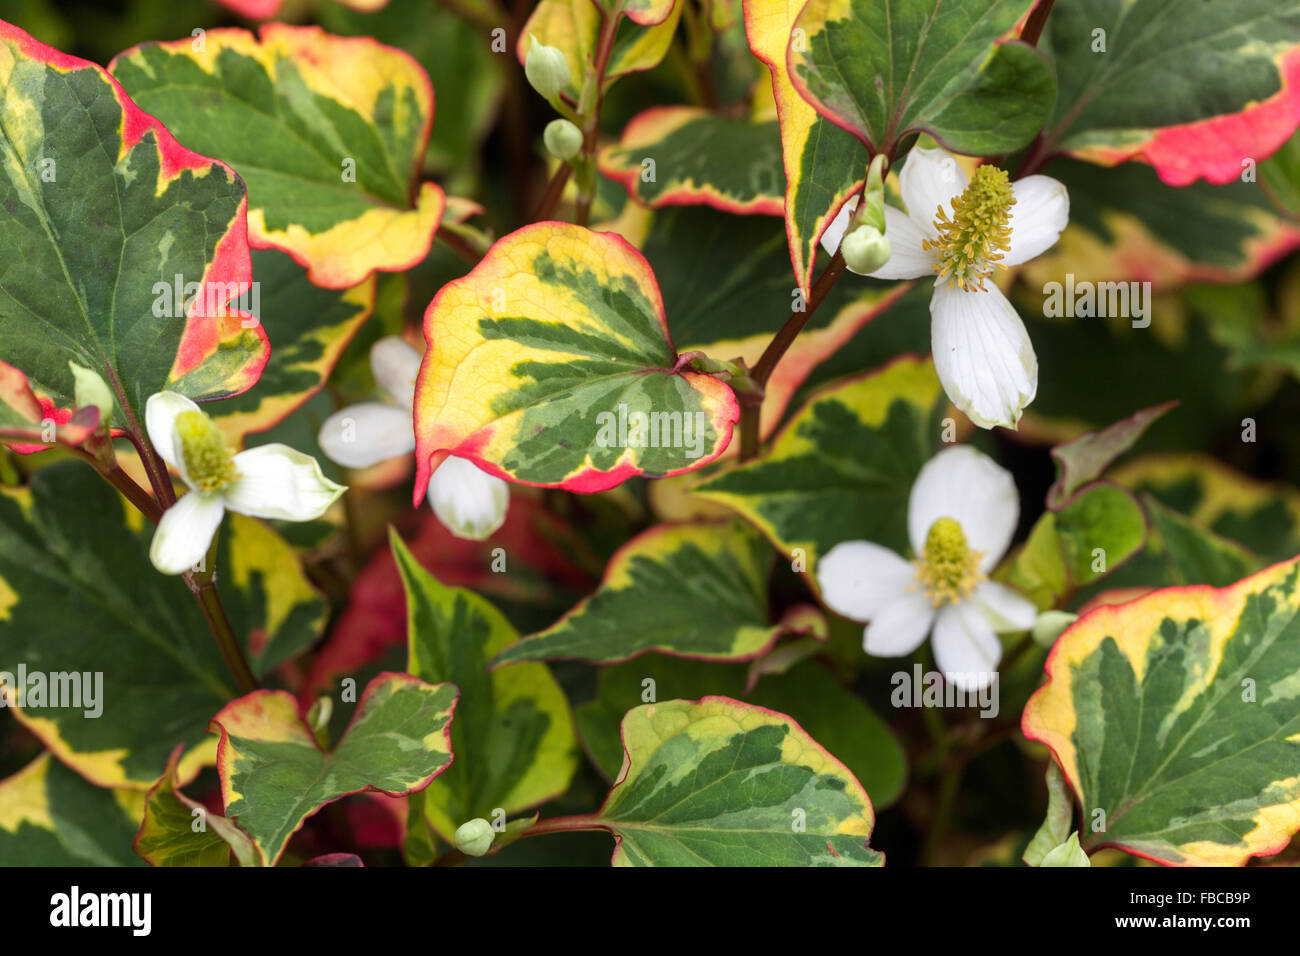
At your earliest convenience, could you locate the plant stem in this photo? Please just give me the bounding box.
[737,249,848,460]
[436,226,487,266]
[1019,0,1056,47]
[518,814,606,838]
[532,163,573,221]
[188,565,260,696]
[573,7,621,227]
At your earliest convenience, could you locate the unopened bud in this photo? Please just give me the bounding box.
[544,119,583,161]
[453,818,494,857]
[841,223,891,275]
[68,361,113,422]
[525,35,571,101]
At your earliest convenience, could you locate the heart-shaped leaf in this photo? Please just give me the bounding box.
[110,24,445,289]
[211,673,458,866]
[412,222,738,496]
[589,696,883,865]
[1023,558,1300,865]
[0,21,267,435]
[789,0,1054,156]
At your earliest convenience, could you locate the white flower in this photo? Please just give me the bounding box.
[815,445,1036,690]
[147,391,346,575]
[317,336,509,541]
[822,147,1069,430]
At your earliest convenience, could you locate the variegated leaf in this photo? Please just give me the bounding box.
[492,519,787,666]
[1023,558,1300,865]
[789,0,1054,156]
[412,223,738,496]
[212,673,457,866]
[1038,0,1300,186]
[743,0,869,296]
[0,463,327,789]
[391,531,578,841]
[695,355,944,574]
[134,744,256,867]
[111,24,445,289]
[590,696,883,865]
[0,20,267,435]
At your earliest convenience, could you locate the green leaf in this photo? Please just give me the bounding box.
[695,356,944,572]
[575,656,907,808]
[134,744,257,867]
[1023,761,1074,866]
[1023,558,1300,865]
[411,222,738,495]
[789,0,1054,155]
[0,753,144,866]
[589,696,883,865]
[600,108,785,215]
[209,249,374,447]
[1039,0,1300,185]
[0,22,267,435]
[742,0,870,295]
[492,520,786,666]
[390,530,578,841]
[212,672,458,866]
[1143,494,1258,588]
[0,461,326,788]
[110,23,445,289]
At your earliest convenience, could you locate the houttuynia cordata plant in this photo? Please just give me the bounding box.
[3,0,1300,877]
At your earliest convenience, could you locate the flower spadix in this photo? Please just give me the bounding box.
[318,336,509,541]
[815,445,1036,691]
[822,146,1069,430]
[146,391,345,575]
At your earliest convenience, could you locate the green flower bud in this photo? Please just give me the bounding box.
[68,360,113,422]
[525,35,571,101]
[544,118,583,161]
[453,817,495,857]
[1039,831,1090,867]
[841,223,892,275]
[1032,610,1078,648]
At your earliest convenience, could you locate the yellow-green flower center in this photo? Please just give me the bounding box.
[922,165,1016,292]
[914,517,983,606]
[175,410,238,492]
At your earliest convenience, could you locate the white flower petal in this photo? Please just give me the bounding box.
[371,336,422,409]
[932,602,1001,689]
[317,402,415,469]
[145,391,201,479]
[819,196,859,256]
[973,580,1037,632]
[149,491,225,575]
[224,444,346,521]
[930,279,1037,431]
[907,444,1019,569]
[863,592,935,657]
[865,206,937,280]
[817,540,917,621]
[900,147,967,238]
[1005,175,1070,266]
[426,455,509,541]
